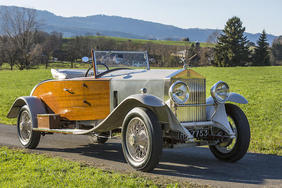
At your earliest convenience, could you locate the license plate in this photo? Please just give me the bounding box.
[190,129,209,138]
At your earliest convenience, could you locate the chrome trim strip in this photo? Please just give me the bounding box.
[176,103,214,107]
[166,69,184,78]
[181,121,214,127]
[95,50,148,54]
[33,128,89,134]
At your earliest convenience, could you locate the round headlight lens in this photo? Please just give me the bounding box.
[211,81,230,103]
[169,81,189,104]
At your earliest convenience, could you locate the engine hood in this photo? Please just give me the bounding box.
[51,68,204,80]
[101,69,178,80]
[102,68,205,80]
[108,68,205,111]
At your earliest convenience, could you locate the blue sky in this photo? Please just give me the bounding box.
[1,0,281,35]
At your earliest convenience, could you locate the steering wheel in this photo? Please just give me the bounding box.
[85,62,110,77]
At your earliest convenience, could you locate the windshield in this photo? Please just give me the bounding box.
[94,51,149,75]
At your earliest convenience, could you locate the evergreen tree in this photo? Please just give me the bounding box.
[252,30,270,66]
[214,17,249,67]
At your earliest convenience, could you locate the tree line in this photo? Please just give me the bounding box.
[0,7,281,70]
[213,16,281,67]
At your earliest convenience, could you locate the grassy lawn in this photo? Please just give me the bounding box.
[0,147,178,187]
[0,66,281,155]
[193,66,282,155]
[72,36,215,48]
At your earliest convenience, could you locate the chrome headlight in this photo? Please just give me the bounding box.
[169,81,189,104]
[211,81,230,103]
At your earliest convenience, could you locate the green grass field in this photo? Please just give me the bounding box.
[0,66,281,155]
[69,36,215,48]
[194,66,282,155]
[0,147,181,187]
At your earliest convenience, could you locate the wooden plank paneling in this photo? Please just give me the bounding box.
[32,79,110,121]
[37,114,60,129]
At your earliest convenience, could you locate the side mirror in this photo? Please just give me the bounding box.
[82,57,89,63]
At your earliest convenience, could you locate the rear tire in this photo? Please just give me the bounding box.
[17,105,41,149]
[122,107,162,172]
[209,103,250,162]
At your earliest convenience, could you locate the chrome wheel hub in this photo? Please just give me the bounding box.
[215,116,238,153]
[126,117,149,162]
[128,134,136,146]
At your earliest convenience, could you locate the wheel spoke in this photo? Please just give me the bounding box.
[126,117,149,161]
[19,111,32,144]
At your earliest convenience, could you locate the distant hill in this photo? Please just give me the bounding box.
[0,5,278,44]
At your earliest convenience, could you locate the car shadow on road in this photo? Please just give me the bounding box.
[36,141,126,163]
[156,147,282,185]
[36,137,282,185]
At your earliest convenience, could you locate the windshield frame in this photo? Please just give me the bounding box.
[92,50,150,78]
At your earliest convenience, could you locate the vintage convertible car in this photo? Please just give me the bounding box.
[7,50,250,172]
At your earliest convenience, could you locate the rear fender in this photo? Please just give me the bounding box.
[7,96,47,128]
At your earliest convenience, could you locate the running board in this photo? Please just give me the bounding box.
[33,128,90,135]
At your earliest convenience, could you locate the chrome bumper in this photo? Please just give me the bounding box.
[176,102,236,142]
[181,121,236,139]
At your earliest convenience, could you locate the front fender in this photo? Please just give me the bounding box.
[83,94,191,138]
[89,94,166,133]
[7,96,47,128]
[126,94,165,107]
[206,92,248,105]
[206,92,247,136]
[227,92,248,104]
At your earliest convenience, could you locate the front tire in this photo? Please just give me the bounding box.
[122,107,162,172]
[17,105,41,149]
[209,103,250,162]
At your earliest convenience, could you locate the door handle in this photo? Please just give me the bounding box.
[83,100,91,106]
[64,88,74,94]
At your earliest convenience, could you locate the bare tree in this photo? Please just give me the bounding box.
[36,31,63,68]
[206,30,221,44]
[0,35,18,70]
[29,43,43,66]
[0,7,38,69]
[271,36,282,65]
[63,37,84,68]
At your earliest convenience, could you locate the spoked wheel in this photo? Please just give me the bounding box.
[17,105,41,149]
[122,107,162,172]
[209,103,250,162]
[126,117,149,162]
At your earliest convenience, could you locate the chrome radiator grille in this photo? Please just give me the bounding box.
[175,78,206,122]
